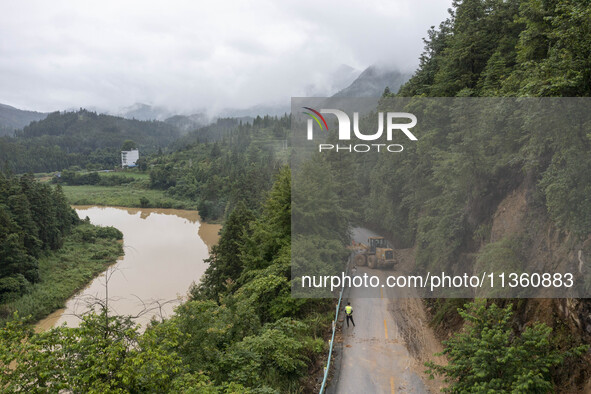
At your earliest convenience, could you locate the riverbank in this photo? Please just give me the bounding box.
[0,223,123,325]
[36,206,222,331]
[62,184,200,211]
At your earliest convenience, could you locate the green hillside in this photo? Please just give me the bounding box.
[1,109,179,173]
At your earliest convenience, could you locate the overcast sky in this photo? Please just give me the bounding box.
[0,0,451,114]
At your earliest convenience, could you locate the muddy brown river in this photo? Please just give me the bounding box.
[36,206,221,331]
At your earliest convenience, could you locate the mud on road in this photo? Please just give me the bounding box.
[328,228,447,393]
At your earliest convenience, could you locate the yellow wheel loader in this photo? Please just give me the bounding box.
[352,236,397,269]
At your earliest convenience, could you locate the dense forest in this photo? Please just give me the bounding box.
[353,0,590,390]
[292,0,590,390]
[0,169,349,392]
[0,109,178,173]
[147,114,289,219]
[0,172,123,323]
[0,174,76,301]
[364,0,591,247]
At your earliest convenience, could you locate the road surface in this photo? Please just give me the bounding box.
[328,228,443,393]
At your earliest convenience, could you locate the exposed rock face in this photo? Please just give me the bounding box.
[490,184,528,243]
[475,181,591,391]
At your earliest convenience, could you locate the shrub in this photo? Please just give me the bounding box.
[426,301,588,392]
[139,196,150,208]
[95,226,123,240]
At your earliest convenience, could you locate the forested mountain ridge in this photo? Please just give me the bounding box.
[1,109,179,173]
[353,0,591,390]
[398,0,590,98]
[0,103,47,137]
[148,114,289,220]
[164,113,209,134]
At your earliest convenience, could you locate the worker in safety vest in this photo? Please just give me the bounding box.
[345,302,355,327]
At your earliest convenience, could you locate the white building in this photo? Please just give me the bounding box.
[121,149,139,167]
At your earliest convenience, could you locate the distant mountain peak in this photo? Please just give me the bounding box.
[164,113,210,134]
[115,103,174,121]
[332,65,411,98]
[304,64,361,97]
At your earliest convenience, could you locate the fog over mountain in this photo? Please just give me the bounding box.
[0,62,411,134]
[164,113,209,134]
[114,103,174,122]
[332,65,411,97]
[304,64,361,97]
[0,103,48,136]
[0,0,450,114]
[101,63,402,122]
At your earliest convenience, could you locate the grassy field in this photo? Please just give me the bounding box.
[99,170,150,180]
[0,224,123,324]
[62,184,199,210]
[34,170,200,211]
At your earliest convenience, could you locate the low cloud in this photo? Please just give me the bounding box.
[0,0,450,113]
